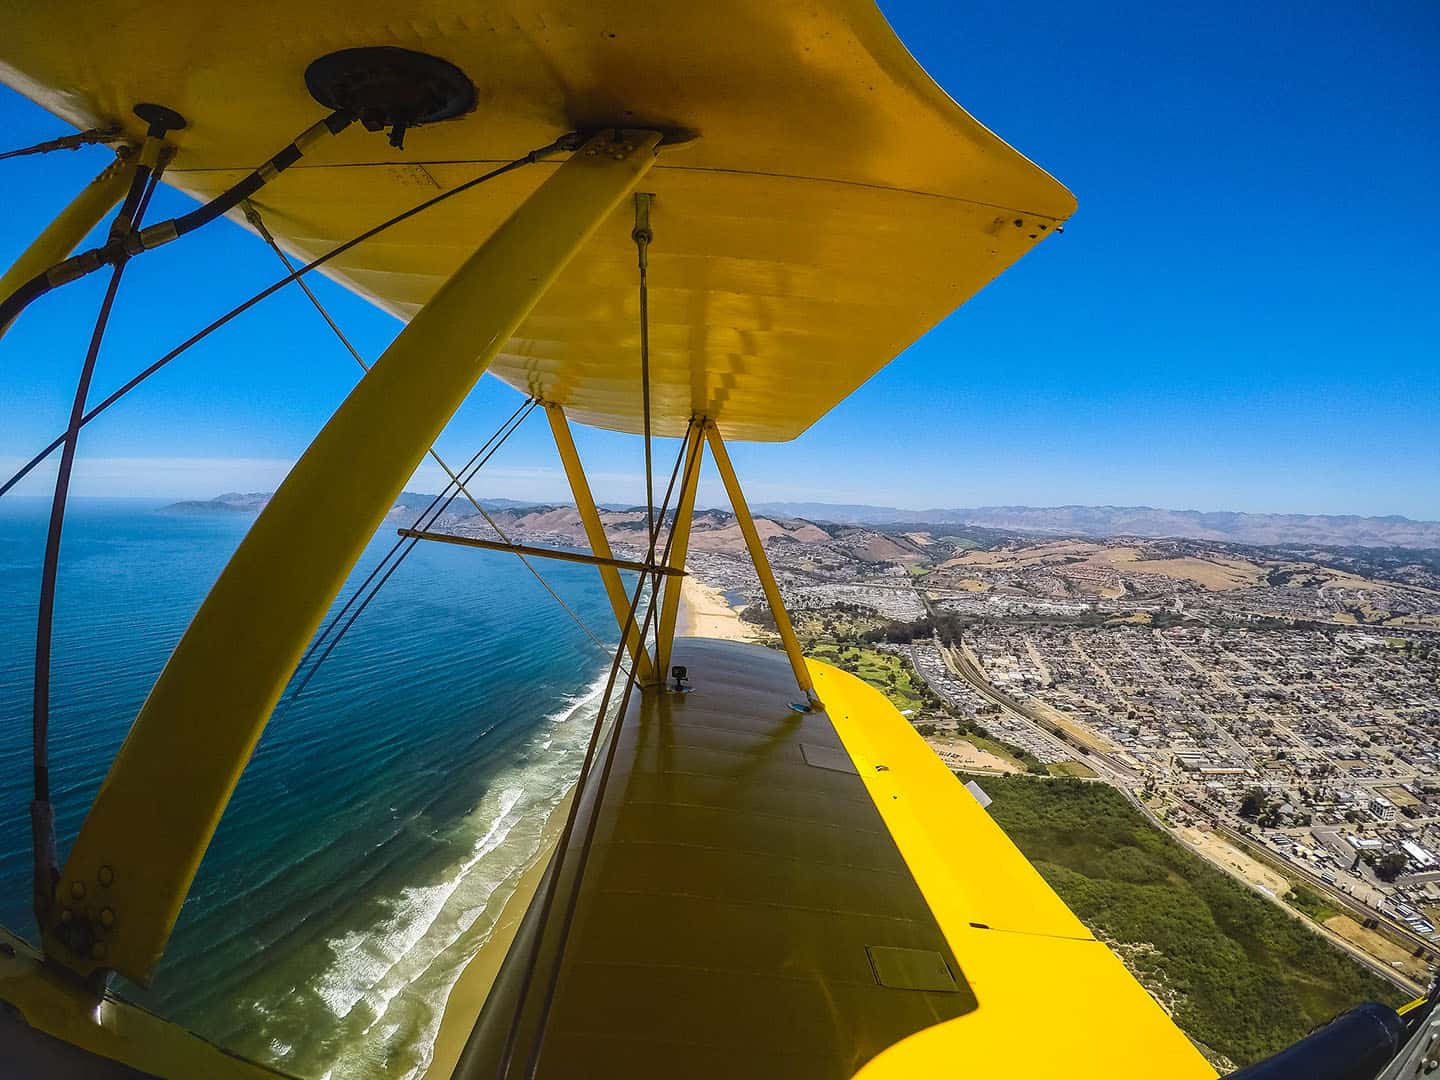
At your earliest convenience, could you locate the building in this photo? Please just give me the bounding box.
[1401,841,1437,869]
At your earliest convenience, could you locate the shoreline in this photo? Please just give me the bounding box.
[676,574,760,643]
[423,790,573,1079]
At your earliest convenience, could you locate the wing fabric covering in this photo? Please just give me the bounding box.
[0,0,1075,440]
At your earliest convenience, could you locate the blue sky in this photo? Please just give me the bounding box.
[1,1,1436,518]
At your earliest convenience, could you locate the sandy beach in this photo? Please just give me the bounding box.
[676,575,761,642]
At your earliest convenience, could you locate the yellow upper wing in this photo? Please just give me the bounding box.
[0,0,1074,440]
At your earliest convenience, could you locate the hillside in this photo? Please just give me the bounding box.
[163,492,1439,549]
[157,491,1440,627]
[754,502,1440,549]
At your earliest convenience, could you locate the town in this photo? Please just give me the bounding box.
[434,499,1440,988]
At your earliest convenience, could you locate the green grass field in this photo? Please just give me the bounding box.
[979,774,1405,1067]
[807,642,930,713]
[1285,884,1340,924]
[1046,759,1099,778]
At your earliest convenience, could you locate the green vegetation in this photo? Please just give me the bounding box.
[980,774,1404,1066]
[1047,759,1099,778]
[1368,850,1409,882]
[740,602,777,630]
[1286,885,1339,924]
[1239,786,1286,828]
[807,641,930,713]
[789,606,948,717]
[793,605,886,647]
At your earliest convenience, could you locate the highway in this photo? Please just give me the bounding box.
[939,637,1142,785]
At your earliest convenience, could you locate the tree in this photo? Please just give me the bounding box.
[1239,787,1267,821]
[1375,852,1408,883]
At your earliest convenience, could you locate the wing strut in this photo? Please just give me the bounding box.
[45,129,663,986]
[656,424,705,680]
[545,402,657,684]
[398,528,686,577]
[244,202,620,673]
[704,421,821,708]
[0,151,137,327]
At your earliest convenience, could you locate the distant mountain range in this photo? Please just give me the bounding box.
[162,493,1440,550]
[751,502,1440,549]
[161,491,538,515]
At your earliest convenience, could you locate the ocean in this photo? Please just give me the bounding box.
[0,496,619,1077]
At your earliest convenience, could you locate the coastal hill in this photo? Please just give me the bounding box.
[752,502,1440,550]
[161,491,536,514]
[160,492,1440,627]
[162,491,274,513]
[164,493,1440,550]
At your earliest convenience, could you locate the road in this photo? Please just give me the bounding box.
[1138,793,1424,994]
[911,621,1428,994]
[939,636,1141,784]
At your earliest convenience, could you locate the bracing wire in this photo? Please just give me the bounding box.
[288,397,532,683]
[285,400,538,702]
[0,133,578,501]
[0,126,123,162]
[504,200,704,1078]
[244,204,617,665]
[0,110,349,335]
[632,195,660,660]
[496,420,698,1080]
[29,151,161,927]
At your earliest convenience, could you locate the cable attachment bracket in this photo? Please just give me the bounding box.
[631,192,654,273]
[106,104,185,246]
[0,125,127,163]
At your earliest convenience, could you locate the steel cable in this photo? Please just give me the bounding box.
[0,126,124,162]
[0,133,578,501]
[29,153,161,929]
[285,399,537,702]
[243,204,616,665]
[288,396,533,683]
[496,420,698,1079]
[0,111,352,334]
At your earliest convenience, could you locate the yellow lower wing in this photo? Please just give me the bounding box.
[817,660,1217,1078]
[446,638,1215,1078]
